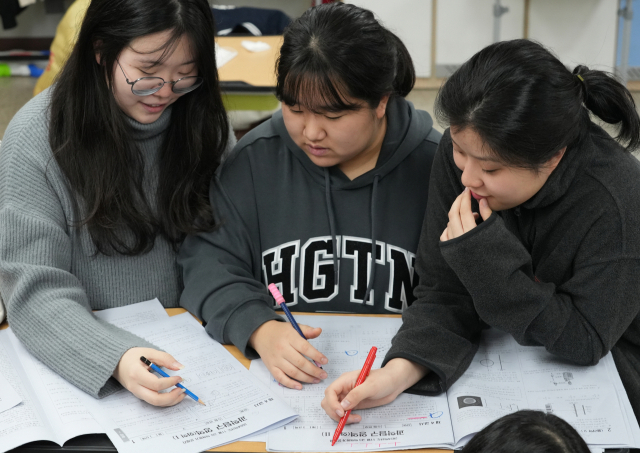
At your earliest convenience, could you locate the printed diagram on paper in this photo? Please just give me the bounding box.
[251,316,455,452]
[446,329,626,446]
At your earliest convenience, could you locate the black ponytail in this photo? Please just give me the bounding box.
[276,2,415,112]
[573,65,640,150]
[436,40,640,169]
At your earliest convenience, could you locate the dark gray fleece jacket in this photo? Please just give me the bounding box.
[384,125,640,419]
[179,96,440,358]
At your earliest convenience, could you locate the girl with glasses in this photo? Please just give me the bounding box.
[179,2,441,390]
[321,39,640,427]
[0,0,234,406]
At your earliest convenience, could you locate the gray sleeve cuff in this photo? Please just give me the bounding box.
[217,299,284,359]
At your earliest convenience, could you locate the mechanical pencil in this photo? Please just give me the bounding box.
[140,356,205,406]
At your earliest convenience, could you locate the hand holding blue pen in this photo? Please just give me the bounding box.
[140,356,206,406]
[268,284,324,369]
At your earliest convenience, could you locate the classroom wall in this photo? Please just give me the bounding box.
[436,0,524,76]
[356,0,619,77]
[346,0,433,78]
[1,0,625,77]
[528,0,618,71]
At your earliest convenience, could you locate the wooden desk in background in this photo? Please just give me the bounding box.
[216,36,282,90]
[216,36,282,112]
[1,309,449,453]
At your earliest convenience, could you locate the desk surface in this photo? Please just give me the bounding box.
[1,309,447,453]
[216,36,282,90]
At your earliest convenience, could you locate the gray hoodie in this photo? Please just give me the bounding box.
[179,96,441,358]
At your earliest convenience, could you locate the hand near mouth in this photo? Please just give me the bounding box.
[440,187,493,241]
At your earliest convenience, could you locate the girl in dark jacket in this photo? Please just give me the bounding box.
[322,39,640,426]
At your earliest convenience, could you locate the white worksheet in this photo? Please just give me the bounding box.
[252,316,454,452]
[95,297,169,328]
[82,311,299,453]
[0,299,177,453]
[0,368,21,415]
[447,329,640,449]
[251,316,640,452]
[0,300,298,453]
[0,330,105,453]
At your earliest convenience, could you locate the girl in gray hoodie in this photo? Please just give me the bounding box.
[179,3,440,390]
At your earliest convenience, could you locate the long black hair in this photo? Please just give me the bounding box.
[435,39,640,169]
[275,2,415,112]
[49,0,229,255]
[462,410,590,453]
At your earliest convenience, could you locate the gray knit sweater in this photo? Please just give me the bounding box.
[0,90,232,398]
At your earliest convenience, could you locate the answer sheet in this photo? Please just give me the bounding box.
[0,299,172,453]
[0,368,21,415]
[81,310,299,453]
[0,330,104,453]
[446,329,640,449]
[251,316,455,452]
[252,316,640,452]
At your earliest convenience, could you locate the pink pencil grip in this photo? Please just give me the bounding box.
[268,283,286,305]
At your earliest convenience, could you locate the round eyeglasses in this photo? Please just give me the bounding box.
[117,61,203,96]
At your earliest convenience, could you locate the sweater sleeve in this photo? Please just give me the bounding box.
[0,116,156,399]
[382,132,486,395]
[179,150,283,359]
[439,205,640,368]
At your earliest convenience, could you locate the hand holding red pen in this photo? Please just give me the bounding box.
[331,347,377,446]
[321,358,429,424]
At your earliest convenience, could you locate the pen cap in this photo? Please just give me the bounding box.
[267,283,286,305]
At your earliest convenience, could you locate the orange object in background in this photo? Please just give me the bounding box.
[33,0,90,96]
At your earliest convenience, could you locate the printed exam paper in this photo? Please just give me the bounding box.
[250,315,640,451]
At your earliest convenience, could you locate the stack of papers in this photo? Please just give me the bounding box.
[2,305,639,452]
[249,315,640,451]
[0,300,298,453]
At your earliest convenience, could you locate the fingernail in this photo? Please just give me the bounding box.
[172,362,184,370]
[336,408,344,417]
[312,379,320,384]
[296,384,302,390]
[464,187,469,193]
[320,357,328,364]
[481,199,488,207]
[180,388,186,393]
[341,399,350,409]
[320,372,328,379]
[178,378,184,383]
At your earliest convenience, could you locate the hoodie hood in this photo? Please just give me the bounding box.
[272,95,436,302]
[272,95,435,189]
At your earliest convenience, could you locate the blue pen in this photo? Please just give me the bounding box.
[268,283,324,369]
[140,356,206,406]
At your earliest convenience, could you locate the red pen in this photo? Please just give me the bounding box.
[331,346,377,446]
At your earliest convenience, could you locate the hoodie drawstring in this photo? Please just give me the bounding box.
[363,175,379,304]
[324,169,339,284]
[324,170,380,304]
